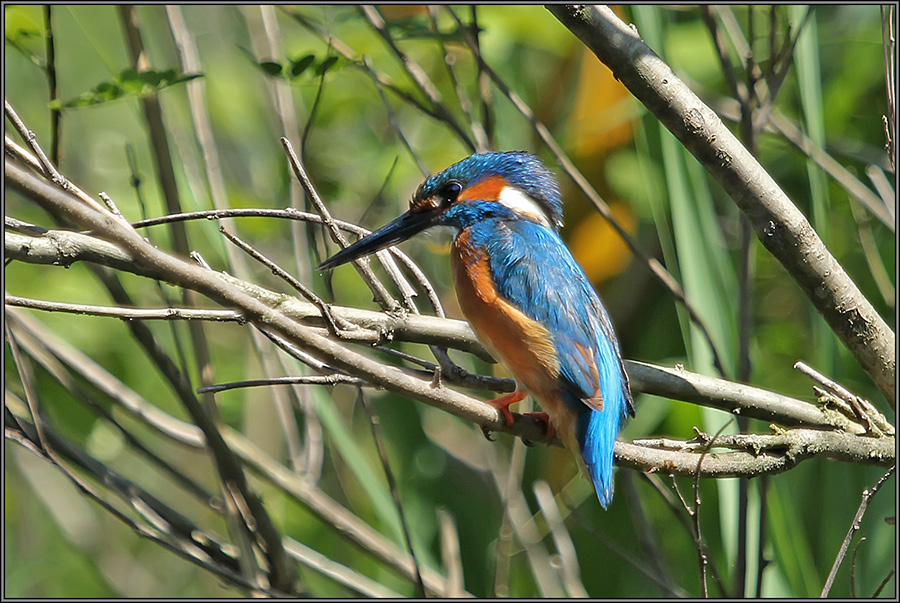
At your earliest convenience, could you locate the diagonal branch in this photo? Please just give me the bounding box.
[547,4,895,405]
[3,220,877,435]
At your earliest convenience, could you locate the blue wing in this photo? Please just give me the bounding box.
[471,218,633,506]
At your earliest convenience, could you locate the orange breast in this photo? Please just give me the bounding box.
[451,229,562,412]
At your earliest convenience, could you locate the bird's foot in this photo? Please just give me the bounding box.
[523,411,556,441]
[486,389,528,427]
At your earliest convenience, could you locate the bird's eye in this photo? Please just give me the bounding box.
[442,181,462,203]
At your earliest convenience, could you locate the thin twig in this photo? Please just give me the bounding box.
[820,465,895,597]
[469,6,495,148]
[198,374,370,394]
[362,55,429,177]
[43,6,60,166]
[5,320,50,452]
[6,295,244,322]
[692,421,733,597]
[872,568,896,598]
[700,7,743,101]
[357,388,428,597]
[284,7,476,151]
[882,5,896,171]
[714,99,894,230]
[795,361,894,436]
[618,471,678,596]
[849,536,866,598]
[360,4,475,158]
[755,476,770,597]
[5,100,107,214]
[282,537,403,598]
[280,137,401,313]
[218,225,356,336]
[426,5,489,152]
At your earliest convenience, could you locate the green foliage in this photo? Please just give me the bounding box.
[240,47,342,81]
[49,68,202,109]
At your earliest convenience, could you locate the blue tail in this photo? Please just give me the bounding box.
[575,338,630,508]
[578,406,623,508]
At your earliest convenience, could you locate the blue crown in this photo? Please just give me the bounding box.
[415,151,564,230]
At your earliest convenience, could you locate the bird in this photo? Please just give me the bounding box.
[319,151,634,507]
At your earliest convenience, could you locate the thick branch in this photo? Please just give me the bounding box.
[547,5,895,405]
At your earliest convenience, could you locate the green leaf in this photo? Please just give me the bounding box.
[119,67,139,82]
[259,61,284,76]
[171,73,202,85]
[289,53,315,77]
[54,67,203,108]
[158,68,177,83]
[138,70,163,88]
[314,56,338,76]
[385,16,467,42]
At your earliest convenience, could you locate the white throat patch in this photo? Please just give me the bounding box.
[497,186,551,228]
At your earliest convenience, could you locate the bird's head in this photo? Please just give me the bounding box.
[318,151,563,270]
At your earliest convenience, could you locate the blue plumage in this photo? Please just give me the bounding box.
[320,151,634,507]
[577,335,632,507]
[463,217,633,507]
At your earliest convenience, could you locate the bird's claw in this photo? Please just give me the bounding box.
[487,389,527,428]
[481,425,496,441]
[524,411,556,442]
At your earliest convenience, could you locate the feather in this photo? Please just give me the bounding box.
[462,217,632,506]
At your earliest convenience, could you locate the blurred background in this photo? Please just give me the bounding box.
[5,5,895,597]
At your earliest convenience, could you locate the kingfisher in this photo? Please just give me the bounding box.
[319,152,634,507]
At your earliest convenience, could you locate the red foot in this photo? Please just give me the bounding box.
[523,411,556,441]
[487,389,527,426]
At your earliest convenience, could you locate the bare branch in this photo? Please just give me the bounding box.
[7,218,874,433]
[621,429,894,478]
[6,295,244,323]
[548,4,895,404]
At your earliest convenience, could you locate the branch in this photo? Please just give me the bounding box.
[547,5,895,405]
[5,295,244,322]
[5,217,874,434]
[4,407,285,596]
[7,307,461,595]
[8,158,893,485]
[622,429,894,478]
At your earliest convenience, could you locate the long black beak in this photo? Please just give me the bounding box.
[318,209,437,270]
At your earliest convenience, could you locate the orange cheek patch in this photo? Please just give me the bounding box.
[459,175,507,203]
